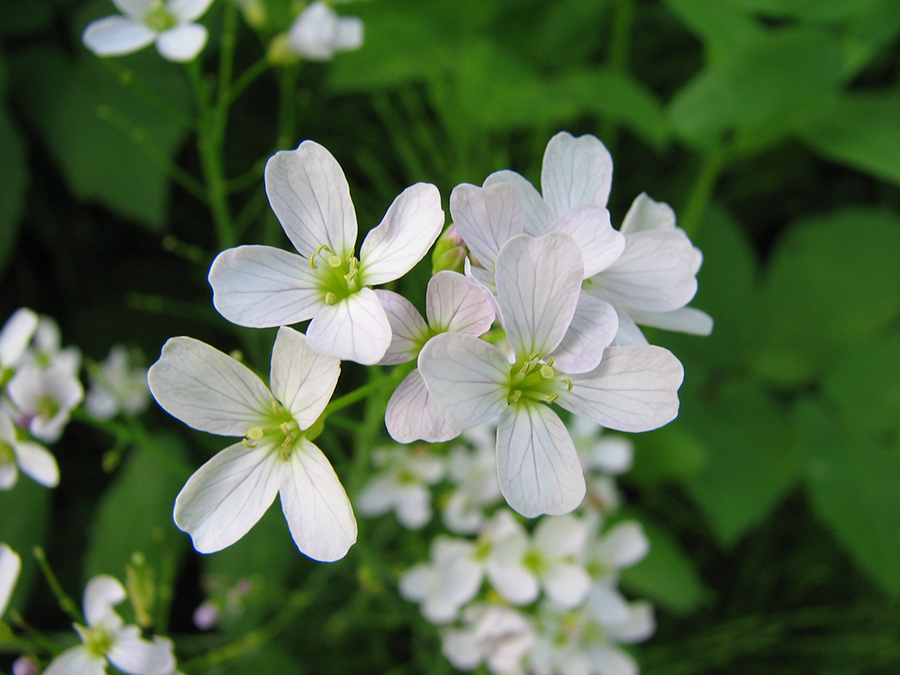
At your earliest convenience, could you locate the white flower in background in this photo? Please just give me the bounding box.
[399,536,483,624]
[585,521,649,628]
[147,327,357,561]
[286,1,363,60]
[377,271,495,442]
[0,308,38,380]
[6,359,84,443]
[442,603,535,675]
[17,316,81,377]
[85,345,151,421]
[571,419,634,476]
[0,410,59,490]
[44,575,176,675]
[209,140,444,365]
[0,543,21,617]
[442,426,502,534]
[83,0,215,62]
[356,445,446,529]
[419,233,683,517]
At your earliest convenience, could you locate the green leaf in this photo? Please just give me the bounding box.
[83,437,191,584]
[800,91,900,188]
[0,479,52,613]
[799,399,900,597]
[752,208,900,386]
[620,517,709,614]
[11,46,191,231]
[723,0,881,21]
[0,103,27,276]
[682,378,801,546]
[669,29,845,150]
[662,0,765,54]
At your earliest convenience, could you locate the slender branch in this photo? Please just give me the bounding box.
[100,59,195,129]
[32,548,84,625]
[679,142,730,238]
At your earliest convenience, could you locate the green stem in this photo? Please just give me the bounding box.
[679,142,730,238]
[323,363,414,418]
[211,0,239,147]
[599,0,634,148]
[229,57,271,104]
[100,59,194,129]
[32,547,84,625]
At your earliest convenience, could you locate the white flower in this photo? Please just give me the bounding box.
[355,445,445,529]
[441,603,535,675]
[418,232,684,517]
[16,316,81,377]
[399,536,483,625]
[377,271,495,442]
[209,141,444,365]
[0,543,21,617]
[44,575,176,675]
[0,308,38,378]
[85,345,151,421]
[442,426,502,534]
[286,1,363,60]
[0,410,60,490]
[6,360,84,443]
[83,0,215,62]
[147,327,357,561]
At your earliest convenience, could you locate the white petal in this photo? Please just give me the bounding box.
[0,462,16,490]
[173,442,283,553]
[209,245,322,328]
[394,486,432,529]
[83,575,126,627]
[620,192,676,235]
[385,369,461,443]
[607,601,655,643]
[551,204,624,278]
[586,230,698,312]
[543,562,591,608]
[495,403,585,518]
[147,337,273,436]
[559,346,684,432]
[588,645,638,675]
[626,306,714,336]
[269,327,340,428]
[494,233,583,359]
[0,308,37,367]
[83,16,157,56]
[541,131,613,217]
[112,0,153,18]
[425,271,495,336]
[332,15,364,51]
[355,475,398,516]
[306,288,391,365]
[533,513,589,557]
[155,23,207,61]
[613,308,648,346]
[265,141,358,260]
[108,631,176,675]
[483,169,553,235]
[450,182,523,275]
[373,290,428,365]
[551,293,618,374]
[586,436,634,474]
[489,562,539,606]
[589,583,631,625]
[14,441,59,488]
[287,2,344,60]
[441,628,482,670]
[167,0,215,22]
[417,333,509,430]
[43,646,107,675]
[359,183,444,286]
[596,521,649,568]
[398,563,433,602]
[279,439,356,561]
[0,544,21,617]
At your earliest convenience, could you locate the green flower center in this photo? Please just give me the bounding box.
[241,400,302,460]
[38,394,60,420]
[144,1,178,32]
[507,354,571,405]
[310,246,364,305]
[0,441,15,466]
[78,624,115,658]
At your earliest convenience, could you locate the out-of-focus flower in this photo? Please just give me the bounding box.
[209,141,444,365]
[148,327,356,561]
[442,603,535,675]
[0,309,38,381]
[286,1,363,60]
[43,575,176,675]
[399,536,483,624]
[85,345,151,421]
[0,410,60,490]
[0,543,21,617]
[83,0,215,62]
[12,656,39,675]
[442,425,502,534]
[6,360,84,443]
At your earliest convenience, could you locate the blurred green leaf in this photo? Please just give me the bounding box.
[0,103,27,276]
[0,0,54,36]
[11,46,191,231]
[663,0,764,54]
[799,399,900,597]
[631,425,707,486]
[682,378,801,546]
[84,438,191,583]
[800,91,900,189]
[0,480,52,613]
[620,517,709,614]
[723,0,881,21]
[752,208,900,386]
[669,29,845,150]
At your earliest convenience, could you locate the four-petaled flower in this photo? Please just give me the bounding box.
[286,1,364,61]
[209,140,444,365]
[419,232,683,517]
[147,326,356,561]
[83,0,215,62]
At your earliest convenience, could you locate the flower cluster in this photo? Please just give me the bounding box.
[358,423,652,675]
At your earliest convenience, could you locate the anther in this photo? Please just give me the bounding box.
[545,393,559,404]
[325,292,337,305]
[563,379,574,391]
[509,390,522,403]
[327,255,342,268]
[540,365,554,379]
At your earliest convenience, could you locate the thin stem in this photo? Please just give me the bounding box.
[212,0,239,147]
[32,547,84,625]
[679,142,730,238]
[323,363,414,417]
[229,56,271,104]
[599,0,634,149]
